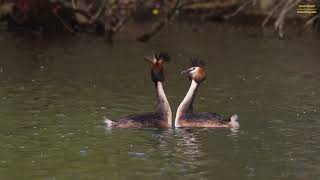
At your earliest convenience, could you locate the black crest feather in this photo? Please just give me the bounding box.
[190,58,206,67]
[154,52,171,62]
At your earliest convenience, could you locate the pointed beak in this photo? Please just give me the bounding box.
[144,56,155,63]
[181,68,193,75]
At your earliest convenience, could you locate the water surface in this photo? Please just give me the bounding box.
[0,23,319,179]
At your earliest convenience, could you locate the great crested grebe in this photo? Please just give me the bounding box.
[175,59,239,128]
[104,53,172,128]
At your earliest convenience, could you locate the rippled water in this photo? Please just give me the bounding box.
[0,23,319,179]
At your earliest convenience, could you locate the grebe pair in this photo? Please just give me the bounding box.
[104,53,239,129]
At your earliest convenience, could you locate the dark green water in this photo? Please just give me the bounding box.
[0,23,319,179]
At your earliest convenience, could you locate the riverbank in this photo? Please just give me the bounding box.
[0,0,319,41]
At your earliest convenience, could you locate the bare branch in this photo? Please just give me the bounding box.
[72,0,77,9]
[178,1,197,9]
[274,0,300,38]
[91,0,107,22]
[115,18,130,33]
[53,13,76,34]
[303,14,320,28]
[262,0,287,28]
[225,0,255,19]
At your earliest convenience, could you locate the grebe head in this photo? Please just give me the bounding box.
[145,52,170,82]
[181,58,206,83]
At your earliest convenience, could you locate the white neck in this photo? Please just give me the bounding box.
[175,80,199,127]
[156,81,172,127]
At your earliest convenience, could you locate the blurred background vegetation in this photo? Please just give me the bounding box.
[0,0,319,41]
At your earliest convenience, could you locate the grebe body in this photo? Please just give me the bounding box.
[105,53,172,128]
[175,59,239,128]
